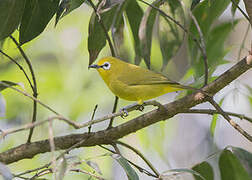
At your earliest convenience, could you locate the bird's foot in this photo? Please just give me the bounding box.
[142,100,166,110]
[136,104,144,111]
[119,103,139,118]
[120,108,129,118]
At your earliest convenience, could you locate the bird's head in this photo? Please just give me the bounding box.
[89,56,122,77]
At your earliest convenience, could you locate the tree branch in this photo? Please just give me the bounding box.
[0,56,251,164]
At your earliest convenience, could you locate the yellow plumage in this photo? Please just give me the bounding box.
[89,57,184,104]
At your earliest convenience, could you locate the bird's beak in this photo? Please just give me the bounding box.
[88,64,100,69]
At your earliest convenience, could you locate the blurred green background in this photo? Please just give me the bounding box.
[0,1,252,179]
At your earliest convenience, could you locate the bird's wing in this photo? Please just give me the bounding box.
[117,64,181,86]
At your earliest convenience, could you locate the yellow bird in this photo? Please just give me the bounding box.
[89,56,186,105]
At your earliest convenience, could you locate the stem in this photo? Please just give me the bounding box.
[0,49,33,90]
[87,0,116,57]
[208,97,252,142]
[189,11,208,86]
[107,96,119,129]
[10,36,38,143]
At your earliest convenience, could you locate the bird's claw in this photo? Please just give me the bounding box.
[136,105,144,111]
[120,108,129,118]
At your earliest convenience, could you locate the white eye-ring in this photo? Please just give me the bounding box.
[102,62,111,70]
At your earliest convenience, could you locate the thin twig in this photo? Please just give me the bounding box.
[0,49,33,90]
[116,141,160,177]
[70,169,106,180]
[88,104,98,133]
[0,81,60,115]
[189,11,208,86]
[208,97,252,142]
[238,24,250,61]
[10,35,38,143]
[231,0,251,24]
[48,119,57,179]
[182,109,252,123]
[111,142,121,155]
[107,96,119,129]
[17,137,90,178]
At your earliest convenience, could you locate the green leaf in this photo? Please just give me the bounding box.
[158,0,185,70]
[88,5,117,65]
[231,147,252,177]
[188,0,231,77]
[55,0,86,26]
[112,154,139,180]
[0,0,26,40]
[206,20,239,75]
[193,20,238,79]
[125,0,143,65]
[210,97,224,136]
[19,0,60,44]
[191,0,231,36]
[111,2,127,58]
[219,149,251,180]
[139,0,161,69]
[192,161,214,180]
[0,81,18,91]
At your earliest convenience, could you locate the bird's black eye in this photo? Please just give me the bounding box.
[102,62,111,70]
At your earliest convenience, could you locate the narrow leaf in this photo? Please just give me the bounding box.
[139,0,161,69]
[55,0,86,26]
[88,5,117,65]
[20,0,60,44]
[0,0,26,40]
[111,2,126,57]
[112,154,139,180]
[158,0,185,70]
[188,0,231,73]
[0,81,18,92]
[192,161,214,180]
[219,149,251,180]
[125,0,143,65]
[191,0,231,36]
[210,97,224,136]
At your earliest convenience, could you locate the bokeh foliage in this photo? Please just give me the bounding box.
[0,0,252,179]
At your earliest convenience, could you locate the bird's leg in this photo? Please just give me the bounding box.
[119,103,140,118]
[142,100,166,110]
[119,100,165,118]
[136,104,144,111]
